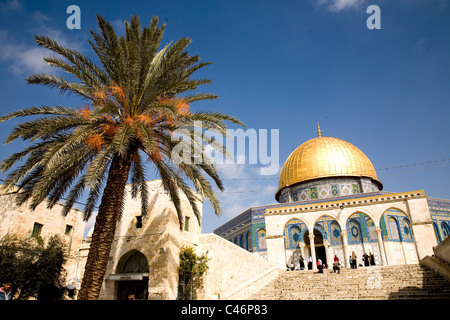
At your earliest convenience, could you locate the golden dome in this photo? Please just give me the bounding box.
[276,136,382,200]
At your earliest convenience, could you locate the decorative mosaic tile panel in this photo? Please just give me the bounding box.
[331,185,339,197]
[300,189,309,201]
[340,184,351,195]
[318,185,330,199]
[309,187,318,199]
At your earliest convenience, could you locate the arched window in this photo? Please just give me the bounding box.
[347,219,362,244]
[389,217,401,241]
[283,218,307,249]
[381,209,414,242]
[330,221,342,245]
[433,222,442,243]
[402,218,413,241]
[347,212,375,244]
[290,225,301,249]
[257,228,267,251]
[441,222,450,239]
[366,218,377,242]
[119,251,149,274]
[247,231,252,251]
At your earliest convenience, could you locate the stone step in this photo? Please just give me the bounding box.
[249,264,450,300]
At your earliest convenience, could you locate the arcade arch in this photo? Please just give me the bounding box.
[283,218,307,269]
[380,208,418,265]
[344,212,381,267]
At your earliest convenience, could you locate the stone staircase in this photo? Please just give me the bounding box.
[249,264,450,300]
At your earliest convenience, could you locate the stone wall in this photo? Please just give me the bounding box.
[434,236,450,265]
[420,235,450,282]
[0,191,85,249]
[197,233,277,299]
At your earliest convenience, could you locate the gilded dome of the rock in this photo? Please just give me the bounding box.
[276,136,382,201]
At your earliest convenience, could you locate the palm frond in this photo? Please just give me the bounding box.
[130,152,149,215]
[0,105,77,123]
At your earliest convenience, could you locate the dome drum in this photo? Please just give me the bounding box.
[277,176,381,203]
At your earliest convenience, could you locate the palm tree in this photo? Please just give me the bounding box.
[0,15,243,300]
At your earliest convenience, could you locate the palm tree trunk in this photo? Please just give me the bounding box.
[77,153,133,300]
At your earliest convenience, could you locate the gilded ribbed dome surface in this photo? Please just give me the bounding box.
[277,136,381,197]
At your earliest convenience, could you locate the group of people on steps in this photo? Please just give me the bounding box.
[287,251,376,274]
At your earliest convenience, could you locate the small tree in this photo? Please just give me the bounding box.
[0,234,67,300]
[177,246,209,300]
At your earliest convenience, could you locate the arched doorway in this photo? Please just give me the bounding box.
[304,228,326,269]
[314,215,343,268]
[114,251,149,300]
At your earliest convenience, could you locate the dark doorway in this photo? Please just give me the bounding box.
[313,230,326,267]
[304,229,327,267]
[115,251,150,300]
[117,278,148,300]
[315,246,326,267]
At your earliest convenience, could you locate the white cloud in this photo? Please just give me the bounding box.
[216,162,248,180]
[0,0,23,11]
[0,26,84,76]
[32,11,49,23]
[213,163,277,218]
[0,0,85,77]
[110,18,126,36]
[0,31,47,75]
[318,0,366,12]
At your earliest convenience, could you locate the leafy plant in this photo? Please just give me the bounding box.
[0,234,67,300]
[177,246,209,300]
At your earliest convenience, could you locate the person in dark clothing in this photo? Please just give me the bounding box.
[369,252,376,266]
[351,251,357,269]
[363,253,370,267]
[0,281,13,300]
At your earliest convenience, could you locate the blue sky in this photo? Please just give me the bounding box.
[0,0,449,235]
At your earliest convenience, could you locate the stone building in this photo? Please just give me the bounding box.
[0,188,86,289]
[87,179,203,300]
[214,129,450,272]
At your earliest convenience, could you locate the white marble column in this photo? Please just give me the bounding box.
[341,230,350,268]
[323,240,331,268]
[300,242,306,268]
[309,234,317,270]
[376,227,387,266]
